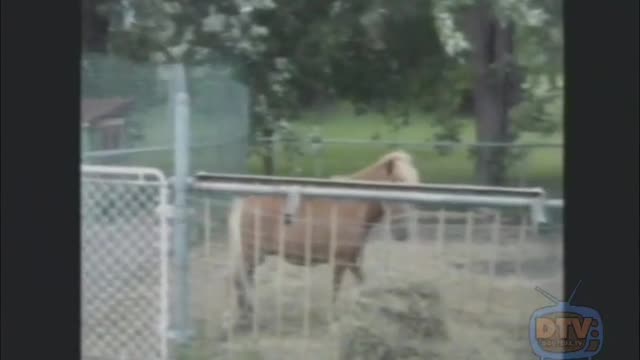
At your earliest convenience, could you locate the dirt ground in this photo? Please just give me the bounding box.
[184,225,563,360]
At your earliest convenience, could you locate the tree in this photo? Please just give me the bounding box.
[84,0,563,182]
[83,0,111,53]
[433,0,563,185]
[461,0,522,184]
[89,0,452,174]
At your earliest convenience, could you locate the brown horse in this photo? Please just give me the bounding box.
[227,150,421,317]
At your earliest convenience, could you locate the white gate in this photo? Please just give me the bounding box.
[187,174,564,360]
[81,165,170,360]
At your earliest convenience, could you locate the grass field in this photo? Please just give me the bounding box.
[255,107,563,195]
[250,104,563,196]
[86,102,563,196]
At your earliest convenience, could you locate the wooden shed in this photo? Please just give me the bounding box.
[81,97,134,152]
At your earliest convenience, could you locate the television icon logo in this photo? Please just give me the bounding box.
[529,281,603,359]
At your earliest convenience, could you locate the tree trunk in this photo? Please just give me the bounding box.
[462,1,522,185]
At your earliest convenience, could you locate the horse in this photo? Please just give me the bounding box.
[226,150,421,319]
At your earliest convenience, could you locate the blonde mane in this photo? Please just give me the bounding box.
[335,150,420,184]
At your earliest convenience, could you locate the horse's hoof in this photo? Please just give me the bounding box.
[215,331,229,342]
[217,315,252,341]
[233,318,252,334]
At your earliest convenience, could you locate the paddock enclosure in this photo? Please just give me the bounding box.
[81,165,563,360]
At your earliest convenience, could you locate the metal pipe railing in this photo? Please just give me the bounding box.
[193,172,547,199]
[189,173,553,224]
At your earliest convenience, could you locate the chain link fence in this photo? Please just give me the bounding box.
[81,166,170,360]
[81,53,250,176]
[81,163,563,360]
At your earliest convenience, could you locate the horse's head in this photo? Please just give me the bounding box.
[380,150,421,184]
[347,150,422,242]
[346,150,420,184]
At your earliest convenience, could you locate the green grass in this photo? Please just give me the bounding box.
[246,103,564,196]
[86,102,563,196]
[85,104,249,174]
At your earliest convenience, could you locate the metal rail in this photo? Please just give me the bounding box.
[193,172,547,198]
[81,165,167,184]
[189,173,552,224]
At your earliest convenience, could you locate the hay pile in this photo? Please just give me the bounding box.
[339,281,449,360]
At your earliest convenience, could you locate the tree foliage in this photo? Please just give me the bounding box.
[428,0,563,184]
[433,0,563,136]
[84,0,564,181]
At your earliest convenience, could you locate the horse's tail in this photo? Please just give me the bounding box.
[227,197,252,303]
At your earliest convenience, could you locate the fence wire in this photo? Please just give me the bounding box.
[81,169,169,360]
[80,163,563,360]
[82,54,250,176]
[252,137,564,198]
[184,194,563,360]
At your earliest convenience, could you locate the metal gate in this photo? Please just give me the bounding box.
[81,165,170,360]
[186,173,564,360]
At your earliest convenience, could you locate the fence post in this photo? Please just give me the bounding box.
[204,199,211,256]
[303,204,313,341]
[486,211,501,314]
[436,209,446,273]
[464,210,475,273]
[171,63,192,343]
[516,213,528,279]
[407,204,419,242]
[310,128,323,177]
[517,145,532,187]
[272,134,280,175]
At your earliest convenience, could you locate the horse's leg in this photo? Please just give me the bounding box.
[233,248,263,307]
[349,265,365,284]
[233,262,253,314]
[232,255,264,333]
[332,264,347,303]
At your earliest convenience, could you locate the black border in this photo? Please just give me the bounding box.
[1,1,81,359]
[1,1,638,360]
[564,1,639,359]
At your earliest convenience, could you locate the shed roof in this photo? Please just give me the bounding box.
[81,97,134,126]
